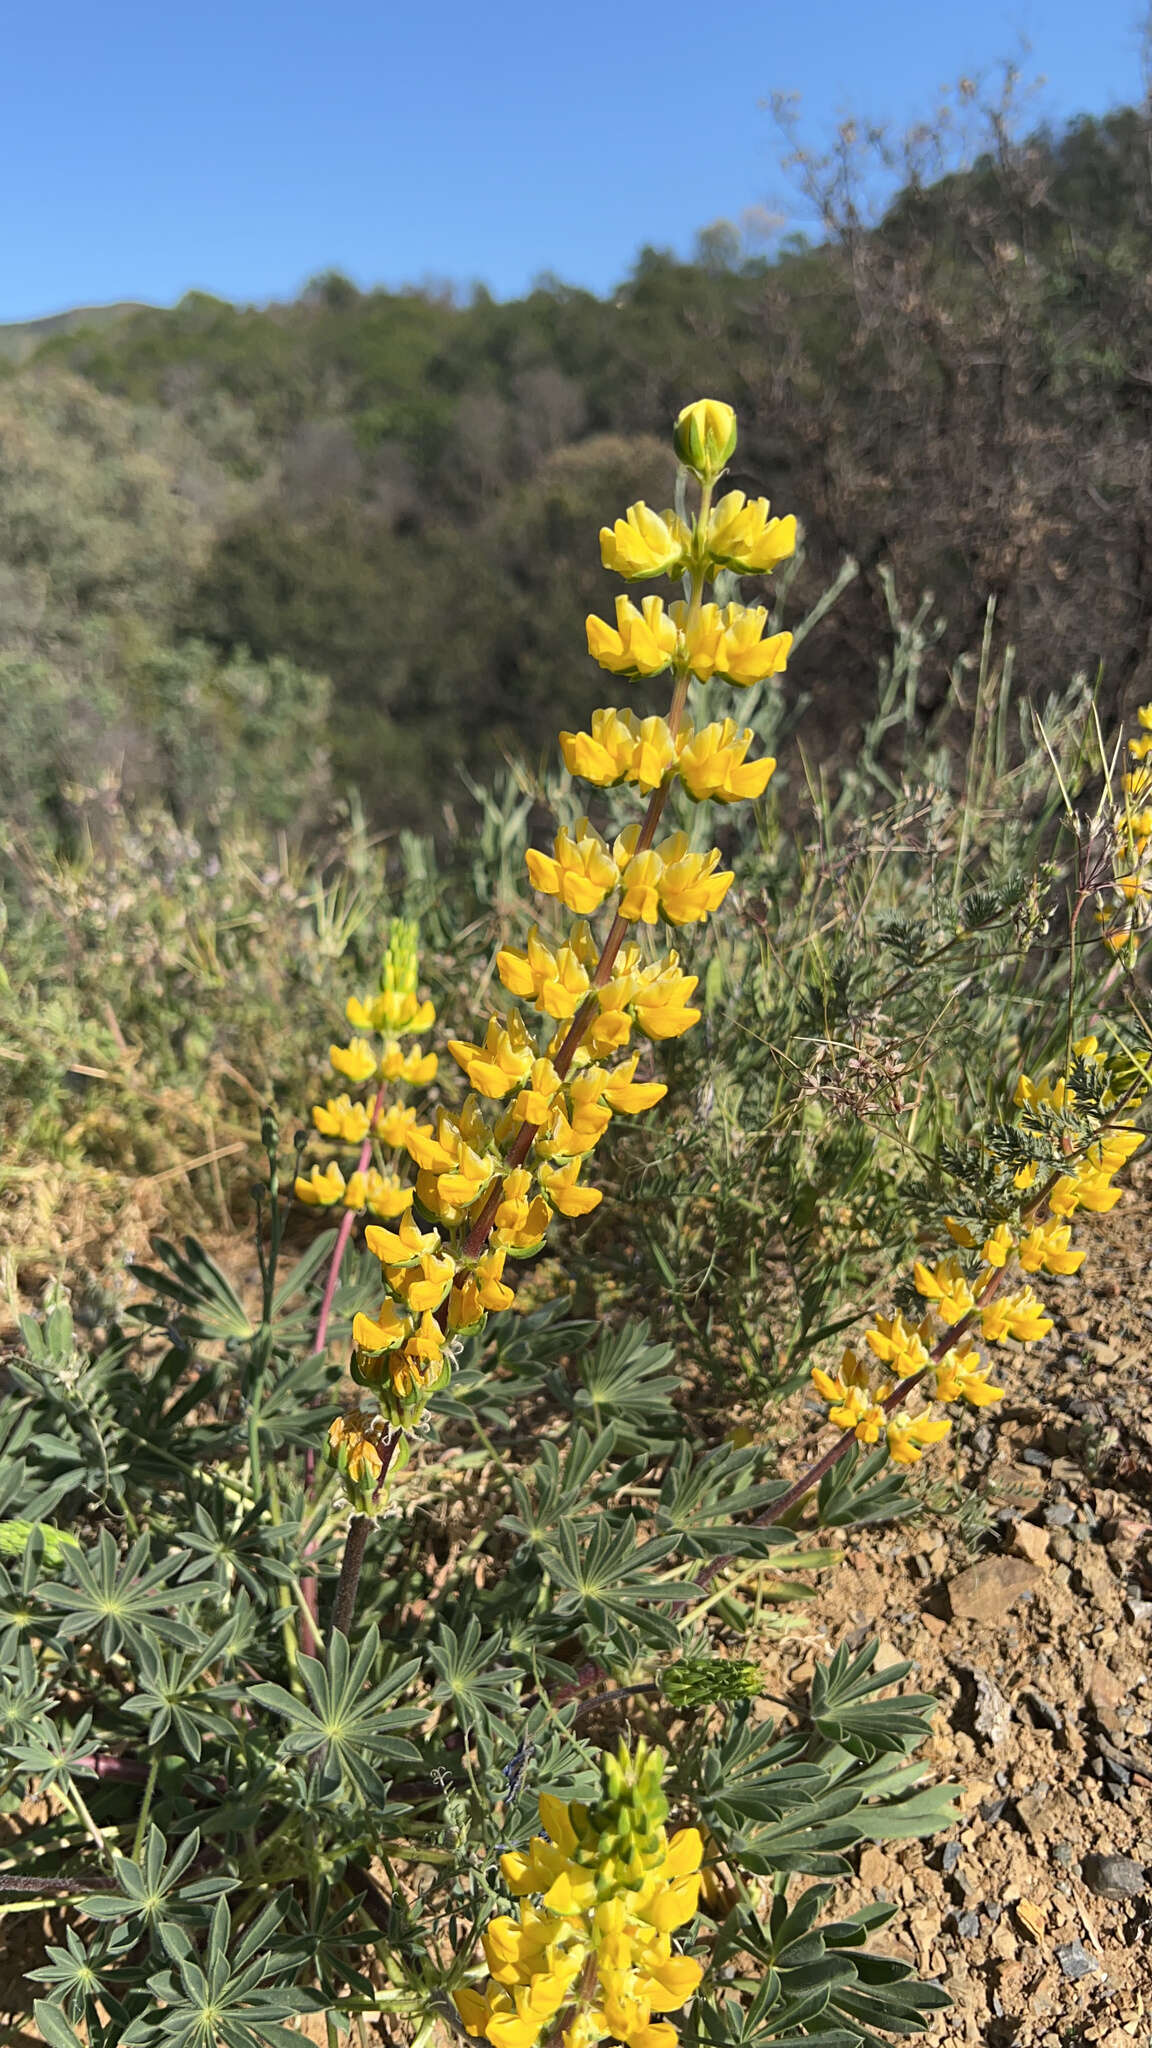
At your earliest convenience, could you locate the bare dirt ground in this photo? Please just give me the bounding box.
[2,1164,1149,2045]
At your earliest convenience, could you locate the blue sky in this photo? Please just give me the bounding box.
[2,0,1148,322]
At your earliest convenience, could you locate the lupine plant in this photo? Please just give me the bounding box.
[1,401,1148,2048]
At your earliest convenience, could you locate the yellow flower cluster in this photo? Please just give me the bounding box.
[1097,702,1152,954]
[585,596,790,688]
[457,1741,703,2048]
[294,919,438,1223]
[328,402,792,1432]
[810,1033,1144,1467]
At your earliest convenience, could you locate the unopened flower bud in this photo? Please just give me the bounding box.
[673,398,737,479]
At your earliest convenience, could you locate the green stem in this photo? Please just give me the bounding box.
[131,1753,160,1863]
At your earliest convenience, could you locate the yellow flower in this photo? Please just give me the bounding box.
[329,1037,378,1084]
[599,502,691,580]
[497,924,598,1021]
[343,1168,413,1218]
[509,1057,564,1127]
[1017,1220,1084,1275]
[676,719,776,804]
[600,1054,667,1116]
[450,1012,537,1099]
[1071,1170,1122,1213]
[352,1299,410,1354]
[375,1102,425,1149]
[713,605,793,687]
[705,490,797,575]
[614,828,734,927]
[559,707,642,787]
[538,1158,602,1217]
[311,1094,372,1143]
[387,1249,457,1314]
[666,600,728,680]
[673,397,737,477]
[864,1311,932,1378]
[933,1339,1004,1407]
[886,1410,952,1465]
[380,1041,438,1085]
[912,1256,976,1325]
[364,1213,442,1268]
[490,1167,554,1256]
[587,594,678,677]
[812,1346,889,1443]
[459,1745,703,2048]
[981,1223,1015,1268]
[295,1161,346,1206]
[656,841,734,926]
[980,1286,1053,1345]
[526,818,619,915]
[407,1101,500,1213]
[630,955,701,1040]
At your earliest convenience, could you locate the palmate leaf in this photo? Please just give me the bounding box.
[249,1625,422,1801]
[80,1826,231,1932]
[122,1610,248,1762]
[564,1319,680,1445]
[500,1426,617,1547]
[816,1444,918,1529]
[122,1891,322,2048]
[126,1235,256,1347]
[810,1642,937,1761]
[428,1616,521,1739]
[39,1530,205,1659]
[540,1515,699,1654]
[655,1441,811,1558]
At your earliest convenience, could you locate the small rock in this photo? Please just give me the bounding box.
[1087,1660,1124,1716]
[955,1909,981,1939]
[1125,1598,1152,1624]
[1015,1898,1046,1940]
[1056,1938,1102,1982]
[947,1557,1041,1624]
[1050,1532,1075,1564]
[1020,1446,1052,1469]
[1019,1688,1064,1733]
[1082,1853,1145,1900]
[1011,1520,1050,1567]
[1044,1501,1077,1528]
[858,1846,889,1889]
[1015,1792,1050,1842]
[941,1840,962,1873]
[966,1665,1014,1747]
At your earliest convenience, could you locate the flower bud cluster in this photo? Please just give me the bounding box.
[456,1740,703,2048]
[810,1033,1144,1466]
